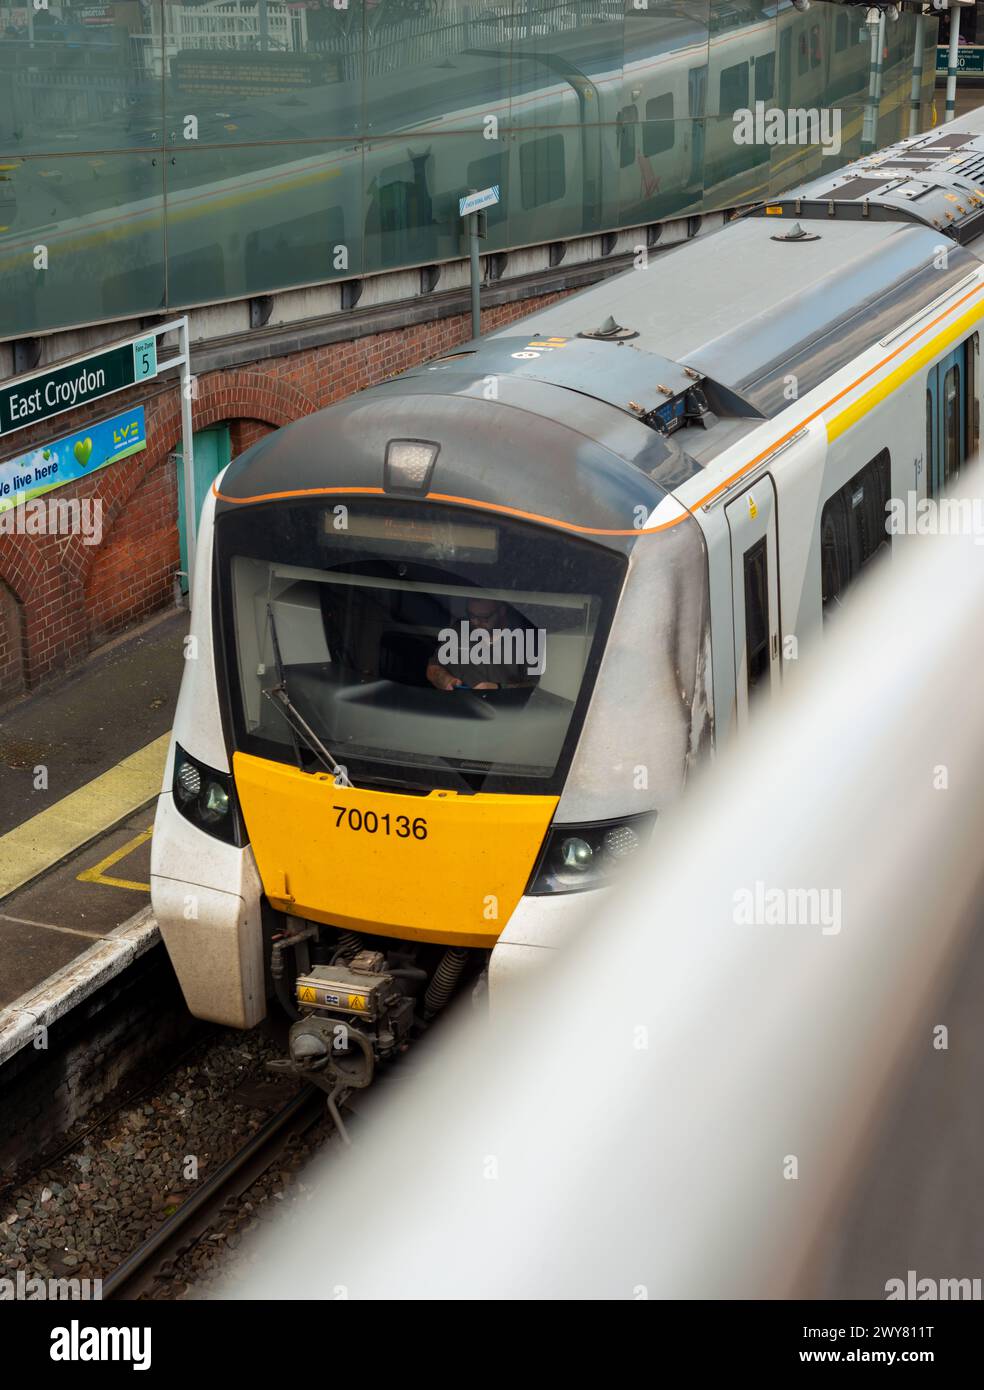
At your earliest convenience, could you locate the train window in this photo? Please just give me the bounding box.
[754,53,775,104]
[520,134,566,210]
[743,539,770,695]
[688,66,707,119]
[851,449,891,568]
[819,449,892,618]
[643,94,674,155]
[835,12,848,51]
[810,24,823,68]
[820,492,852,615]
[618,106,638,169]
[944,365,961,487]
[719,62,749,113]
[245,207,345,290]
[969,333,980,456]
[219,499,627,796]
[798,34,809,77]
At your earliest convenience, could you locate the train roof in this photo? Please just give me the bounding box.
[222,112,984,530]
[468,111,984,433]
[480,214,978,422]
[755,104,984,246]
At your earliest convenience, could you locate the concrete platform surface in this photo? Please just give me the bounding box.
[0,609,186,1064]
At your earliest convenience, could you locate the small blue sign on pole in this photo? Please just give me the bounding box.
[459,185,500,218]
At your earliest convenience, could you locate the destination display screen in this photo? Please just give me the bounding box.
[322,511,499,562]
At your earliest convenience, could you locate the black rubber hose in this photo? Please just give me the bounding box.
[331,930,363,964]
[423,948,469,1019]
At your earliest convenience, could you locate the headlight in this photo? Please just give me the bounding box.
[172,743,244,846]
[527,814,656,895]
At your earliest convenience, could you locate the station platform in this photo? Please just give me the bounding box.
[0,609,186,1066]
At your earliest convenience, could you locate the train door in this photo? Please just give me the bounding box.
[926,339,974,498]
[726,477,780,726]
[778,26,793,109]
[688,64,707,191]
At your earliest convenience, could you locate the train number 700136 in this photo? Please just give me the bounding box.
[332,806,428,840]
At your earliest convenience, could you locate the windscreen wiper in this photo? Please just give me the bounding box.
[263,603,352,787]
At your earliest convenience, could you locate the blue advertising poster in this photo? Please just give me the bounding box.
[0,406,146,514]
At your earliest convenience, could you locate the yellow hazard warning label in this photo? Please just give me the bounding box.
[748,494,758,520]
[347,993,367,1011]
[764,205,783,216]
[298,986,317,1004]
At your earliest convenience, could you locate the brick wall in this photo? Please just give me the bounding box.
[0,289,568,701]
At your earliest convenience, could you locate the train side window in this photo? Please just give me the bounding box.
[618,105,638,168]
[798,34,809,77]
[643,94,674,154]
[850,448,891,569]
[754,52,775,104]
[835,12,848,51]
[520,135,566,210]
[719,61,749,113]
[820,491,852,616]
[819,449,891,618]
[688,66,707,119]
[810,24,823,68]
[743,539,770,694]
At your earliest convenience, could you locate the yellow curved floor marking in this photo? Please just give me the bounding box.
[76,826,153,894]
[0,734,168,902]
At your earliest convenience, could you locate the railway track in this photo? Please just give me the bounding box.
[103,1087,325,1301]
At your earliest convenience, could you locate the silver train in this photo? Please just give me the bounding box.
[151,105,984,1094]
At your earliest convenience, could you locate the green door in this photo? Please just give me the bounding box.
[175,426,230,594]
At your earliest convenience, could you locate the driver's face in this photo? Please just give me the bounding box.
[466,600,505,631]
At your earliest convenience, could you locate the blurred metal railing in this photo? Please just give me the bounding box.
[224,465,984,1300]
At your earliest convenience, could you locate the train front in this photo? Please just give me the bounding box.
[150,360,711,1090]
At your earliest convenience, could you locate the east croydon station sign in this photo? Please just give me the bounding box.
[0,335,158,439]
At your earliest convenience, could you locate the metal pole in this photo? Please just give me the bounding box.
[945,0,963,123]
[178,317,197,600]
[468,211,481,339]
[909,11,926,138]
[862,12,881,154]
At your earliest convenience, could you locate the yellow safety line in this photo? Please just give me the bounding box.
[0,734,168,901]
[76,826,153,894]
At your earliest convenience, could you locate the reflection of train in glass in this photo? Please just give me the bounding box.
[153,107,984,1099]
[0,3,930,334]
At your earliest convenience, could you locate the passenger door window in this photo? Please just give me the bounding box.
[926,336,976,498]
[726,477,780,726]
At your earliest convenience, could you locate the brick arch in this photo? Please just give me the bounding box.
[0,569,28,701]
[69,369,318,600]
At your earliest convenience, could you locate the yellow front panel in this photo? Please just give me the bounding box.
[233,752,558,948]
